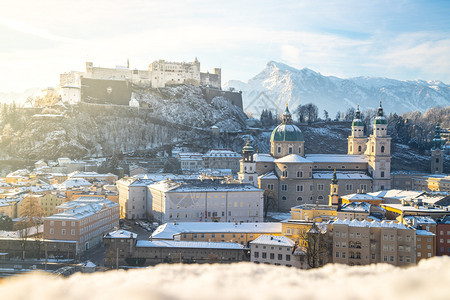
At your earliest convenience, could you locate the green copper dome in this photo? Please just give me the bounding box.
[270,124,305,142]
[270,103,304,142]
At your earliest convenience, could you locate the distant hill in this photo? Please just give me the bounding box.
[0,88,41,104]
[226,61,450,117]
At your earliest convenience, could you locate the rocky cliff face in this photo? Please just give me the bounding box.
[0,85,247,160]
[226,61,450,117]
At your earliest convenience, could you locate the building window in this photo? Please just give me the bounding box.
[254,252,259,258]
[371,254,376,260]
[267,184,274,190]
[61,229,66,235]
[282,171,288,177]
[270,253,274,259]
[346,184,352,191]
[277,147,281,154]
[71,229,75,235]
[281,196,287,201]
[358,145,362,152]
[278,254,283,260]
[62,221,66,227]
[342,252,346,258]
[286,254,290,261]
[381,171,385,178]
[50,228,54,234]
[297,197,302,202]
[262,252,267,259]
[281,184,288,191]
[317,184,324,191]
[50,221,54,226]
[336,252,340,258]
[289,147,293,154]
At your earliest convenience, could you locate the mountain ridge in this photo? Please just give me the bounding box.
[225,61,450,117]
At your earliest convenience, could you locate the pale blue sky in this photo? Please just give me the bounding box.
[1,0,450,93]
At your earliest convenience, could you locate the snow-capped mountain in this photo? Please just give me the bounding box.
[225,61,450,117]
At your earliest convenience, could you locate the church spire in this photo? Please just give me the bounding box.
[282,102,293,124]
[331,169,338,184]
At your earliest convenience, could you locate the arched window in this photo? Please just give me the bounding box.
[318,196,324,200]
[381,146,385,153]
[282,171,288,177]
[350,146,352,152]
[358,145,362,152]
[297,197,302,202]
[281,196,287,201]
[289,147,293,154]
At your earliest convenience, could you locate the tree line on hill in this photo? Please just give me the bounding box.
[259,103,449,151]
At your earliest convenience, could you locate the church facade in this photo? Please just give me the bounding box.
[238,103,392,211]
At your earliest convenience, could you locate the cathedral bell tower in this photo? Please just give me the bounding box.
[348,104,367,155]
[329,169,340,206]
[365,101,391,191]
[238,140,258,186]
[431,124,444,174]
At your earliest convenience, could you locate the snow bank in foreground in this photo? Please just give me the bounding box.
[1,257,450,300]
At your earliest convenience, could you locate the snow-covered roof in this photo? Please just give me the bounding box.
[55,178,92,189]
[274,154,313,164]
[105,229,138,239]
[250,235,295,247]
[136,173,201,182]
[69,171,117,179]
[46,197,118,221]
[314,171,372,180]
[258,171,278,180]
[253,153,274,163]
[404,215,437,225]
[342,193,382,201]
[415,229,435,236]
[149,179,262,193]
[305,154,368,163]
[382,203,448,213]
[137,240,245,250]
[369,190,424,200]
[151,222,281,240]
[203,149,240,158]
[333,219,409,229]
[339,201,371,212]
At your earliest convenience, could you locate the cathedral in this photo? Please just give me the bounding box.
[238,102,392,211]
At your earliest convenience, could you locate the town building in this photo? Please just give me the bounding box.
[412,174,450,192]
[104,229,246,267]
[381,201,450,221]
[149,179,264,224]
[437,216,450,256]
[250,235,307,268]
[151,222,281,246]
[337,201,386,221]
[331,219,416,266]
[43,197,119,252]
[203,149,241,174]
[239,102,392,212]
[177,152,204,172]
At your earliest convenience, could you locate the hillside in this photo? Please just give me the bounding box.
[226,61,450,117]
[0,85,247,160]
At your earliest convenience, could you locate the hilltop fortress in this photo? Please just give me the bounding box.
[59,58,231,106]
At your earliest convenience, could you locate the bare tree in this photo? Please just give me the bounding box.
[263,189,277,218]
[297,223,330,269]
